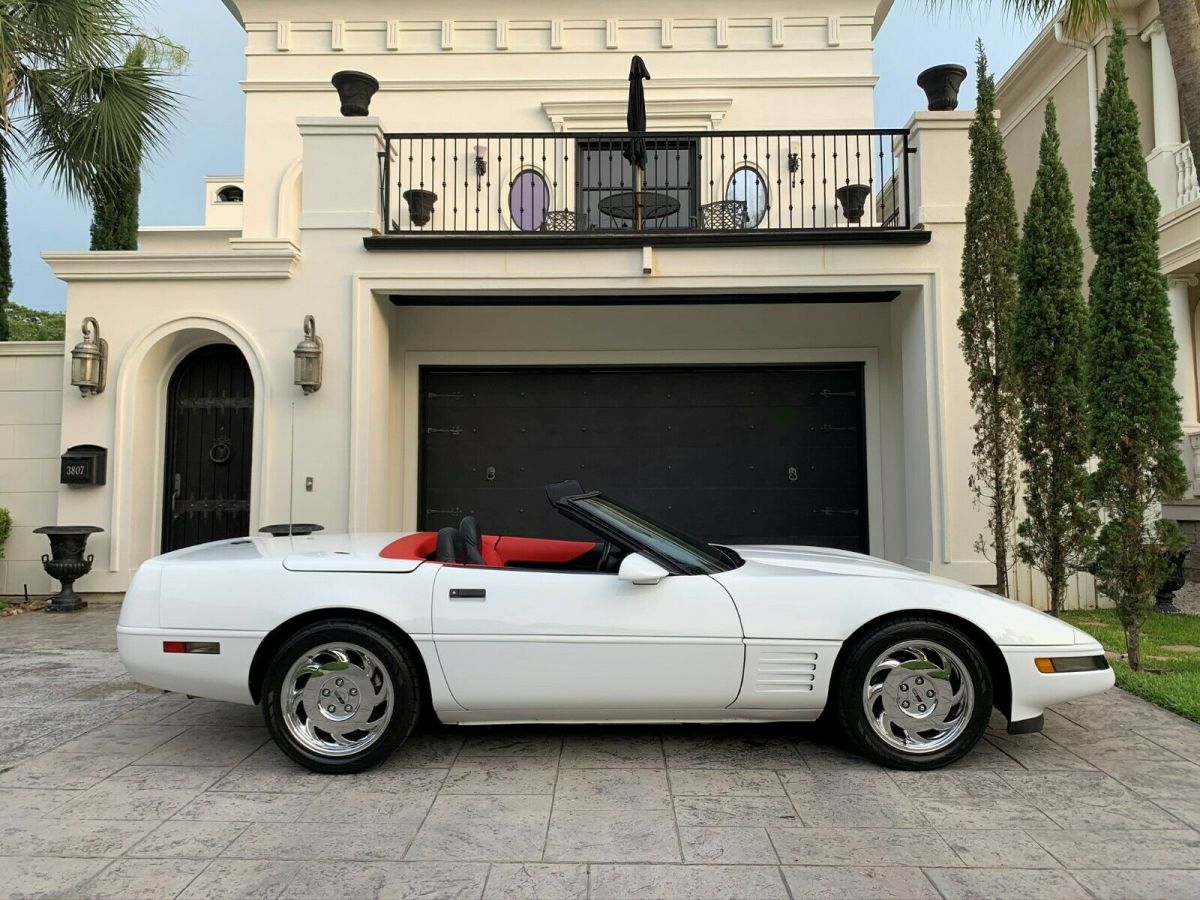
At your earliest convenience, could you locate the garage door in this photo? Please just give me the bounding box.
[419,364,867,551]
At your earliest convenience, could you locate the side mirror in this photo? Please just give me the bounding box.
[618,553,670,585]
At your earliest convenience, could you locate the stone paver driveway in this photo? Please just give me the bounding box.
[2,607,1200,899]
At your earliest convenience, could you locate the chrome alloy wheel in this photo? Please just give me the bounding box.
[281,642,393,757]
[861,640,975,754]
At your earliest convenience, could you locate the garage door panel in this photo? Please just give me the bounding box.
[419,365,867,551]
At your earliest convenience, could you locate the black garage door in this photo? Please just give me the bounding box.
[419,365,867,551]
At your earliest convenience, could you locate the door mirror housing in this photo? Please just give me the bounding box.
[618,553,670,585]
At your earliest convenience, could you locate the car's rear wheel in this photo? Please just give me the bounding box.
[261,620,420,773]
[834,618,992,770]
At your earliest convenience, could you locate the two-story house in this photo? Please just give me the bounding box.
[20,0,1003,600]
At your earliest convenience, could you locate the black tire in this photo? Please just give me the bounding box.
[261,619,421,774]
[834,617,992,770]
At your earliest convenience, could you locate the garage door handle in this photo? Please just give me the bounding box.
[449,588,486,600]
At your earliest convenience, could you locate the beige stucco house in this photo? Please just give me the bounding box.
[996,0,1200,583]
[3,0,1082,608]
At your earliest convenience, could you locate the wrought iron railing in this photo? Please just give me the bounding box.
[377,129,914,241]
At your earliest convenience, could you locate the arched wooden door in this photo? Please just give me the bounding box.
[162,345,254,552]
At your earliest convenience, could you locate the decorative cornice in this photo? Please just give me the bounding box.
[542,97,733,132]
[42,250,299,282]
[0,340,64,356]
[241,75,878,93]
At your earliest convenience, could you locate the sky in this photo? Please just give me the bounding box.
[9,0,1047,313]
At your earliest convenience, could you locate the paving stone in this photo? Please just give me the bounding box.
[673,795,801,828]
[224,822,425,861]
[177,858,295,899]
[297,788,434,825]
[941,829,1062,868]
[158,699,267,727]
[1133,725,1200,763]
[0,856,111,899]
[175,790,314,822]
[666,768,785,797]
[108,694,195,725]
[924,867,1090,899]
[385,732,466,768]
[281,861,490,899]
[559,730,663,768]
[136,726,270,767]
[889,770,1019,799]
[0,817,156,857]
[107,765,231,791]
[984,735,1094,771]
[678,826,779,864]
[662,732,804,769]
[56,780,202,820]
[1027,828,1200,869]
[0,750,132,790]
[52,723,189,758]
[779,768,905,801]
[1155,796,1200,829]
[407,795,553,862]
[1038,798,1186,830]
[0,787,76,816]
[1070,868,1200,899]
[482,863,587,899]
[768,828,960,867]
[211,766,334,794]
[458,730,562,758]
[589,863,788,899]
[1044,731,1184,764]
[1092,758,1200,800]
[543,809,680,863]
[442,758,558,795]
[917,799,1058,830]
[330,767,449,796]
[553,768,670,810]
[78,857,210,899]
[999,771,1139,806]
[781,865,940,899]
[127,820,251,858]
[791,794,929,827]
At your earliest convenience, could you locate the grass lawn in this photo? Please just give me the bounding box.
[1062,609,1200,724]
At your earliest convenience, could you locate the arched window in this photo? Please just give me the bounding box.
[216,185,244,204]
[725,167,768,227]
[508,170,549,231]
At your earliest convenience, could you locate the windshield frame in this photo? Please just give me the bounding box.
[552,491,744,576]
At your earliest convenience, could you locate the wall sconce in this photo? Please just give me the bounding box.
[293,315,323,394]
[788,142,801,189]
[70,317,107,396]
[473,144,488,186]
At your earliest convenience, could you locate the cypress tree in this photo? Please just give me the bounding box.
[0,167,11,340]
[958,41,1021,595]
[1011,100,1095,617]
[1087,22,1187,670]
[90,45,146,252]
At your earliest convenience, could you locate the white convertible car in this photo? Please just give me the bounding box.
[118,481,1113,773]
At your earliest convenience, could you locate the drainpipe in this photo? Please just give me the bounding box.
[1055,20,1098,168]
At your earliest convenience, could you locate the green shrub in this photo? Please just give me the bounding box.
[0,507,11,560]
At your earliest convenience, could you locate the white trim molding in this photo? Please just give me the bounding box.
[542,98,733,133]
[42,249,299,282]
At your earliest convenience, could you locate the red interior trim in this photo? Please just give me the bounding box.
[379,532,438,560]
[379,532,596,566]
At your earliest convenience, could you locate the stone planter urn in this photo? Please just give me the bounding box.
[1154,547,1191,614]
[917,64,968,111]
[331,70,380,117]
[34,525,103,613]
[835,183,872,224]
[402,189,439,227]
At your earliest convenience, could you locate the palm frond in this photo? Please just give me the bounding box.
[923,0,1117,37]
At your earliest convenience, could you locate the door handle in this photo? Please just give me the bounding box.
[449,588,486,600]
[170,474,182,516]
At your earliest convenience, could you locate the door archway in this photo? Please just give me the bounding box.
[162,344,255,552]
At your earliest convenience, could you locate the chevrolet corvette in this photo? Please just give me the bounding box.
[117,481,1114,772]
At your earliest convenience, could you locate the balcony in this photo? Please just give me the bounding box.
[366,129,928,250]
[1177,142,1199,211]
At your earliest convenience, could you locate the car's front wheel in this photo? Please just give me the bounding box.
[261,620,420,773]
[834,618,992,770]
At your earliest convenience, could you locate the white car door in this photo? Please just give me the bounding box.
[431,563,744,711]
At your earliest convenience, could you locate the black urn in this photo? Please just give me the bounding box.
[1154,547,1191,614]
[835,183,872,224]
[331,70,380,117]
[917,64,968,112]
[34,525,103,613]
[402,189,439,227]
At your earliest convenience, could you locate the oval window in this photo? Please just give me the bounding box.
[725,167,768,227]
[509,170,549,231]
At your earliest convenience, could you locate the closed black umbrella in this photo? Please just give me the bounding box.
[623,55,651,227]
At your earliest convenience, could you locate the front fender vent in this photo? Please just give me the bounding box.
[755,650,818,693]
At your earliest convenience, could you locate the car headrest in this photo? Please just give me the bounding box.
[458,516,486,566]
[435,526,466,564]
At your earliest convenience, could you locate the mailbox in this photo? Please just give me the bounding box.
[60,444,107,486]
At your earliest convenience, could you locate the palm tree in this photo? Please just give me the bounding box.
[0,0,182,336]
[930,1,1200,153]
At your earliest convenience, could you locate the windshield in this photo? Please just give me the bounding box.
[572,495,743,575]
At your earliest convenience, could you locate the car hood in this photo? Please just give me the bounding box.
[728,544,927,579]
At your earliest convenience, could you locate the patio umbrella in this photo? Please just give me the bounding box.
[623,55,650,227]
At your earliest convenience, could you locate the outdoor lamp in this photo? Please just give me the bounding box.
[293,315,323,394]
[70,316,107,396]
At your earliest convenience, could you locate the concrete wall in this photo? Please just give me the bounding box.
[0,342,64,596]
